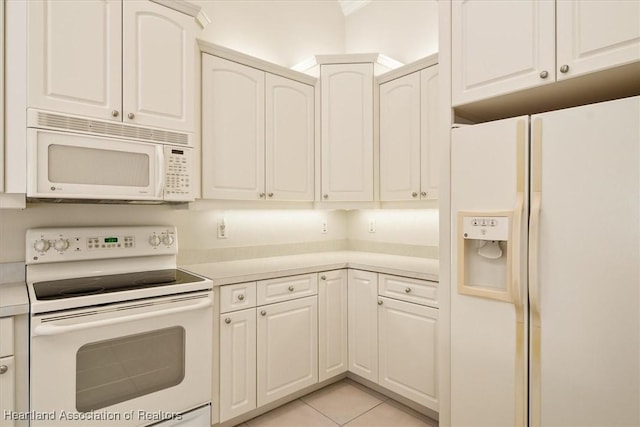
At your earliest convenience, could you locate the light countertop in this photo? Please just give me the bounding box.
[0,282,29,317]
[182,251,438,286]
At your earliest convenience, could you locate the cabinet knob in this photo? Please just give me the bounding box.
[259,192,266,198]
[539,70,549,79]
[0,365,7,374]
[288,285,294,292]
[320,275,327,280]
[560,64,570,74]
[378,300,383,305]
[412,192,418,198]
[224,318,231,324]
[127,112,135,119]
[421,191,427,197]
[111,110,120,117]
[405,287,412,293]
[261,310,267,316]
[323,194,328,199]
[237,294,245,301]
[268,192,274,198]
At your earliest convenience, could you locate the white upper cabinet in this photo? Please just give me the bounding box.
[202,55,314,201]
[452,0,555,105]
[122,1,196,131]
[28,0,122,121]
[202,55,265,200]
[265,74,314,201]
[28,0,197,133]
[453,0,640,106]
[379,65,439,201]
[321,63,374,202]
[556,0,640,80]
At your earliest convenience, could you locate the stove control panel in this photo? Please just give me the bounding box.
[26,226,178,264]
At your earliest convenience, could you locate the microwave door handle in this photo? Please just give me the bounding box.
[32,297,212,337]
[157,146,165,198]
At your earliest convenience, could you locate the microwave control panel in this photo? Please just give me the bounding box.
[164,146,193,201]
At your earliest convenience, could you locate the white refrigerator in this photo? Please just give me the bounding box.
[450,95,639,426]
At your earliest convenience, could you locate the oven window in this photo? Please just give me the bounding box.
[76,326,185,412]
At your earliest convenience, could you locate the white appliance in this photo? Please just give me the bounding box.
[450,95,639,426]
[27,109,194,202]
[26,226,213,427]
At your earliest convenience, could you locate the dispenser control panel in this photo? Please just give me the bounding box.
[462,216,509,241]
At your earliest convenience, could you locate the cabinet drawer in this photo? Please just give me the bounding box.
[378,274,438,308]
[220,282,257,313]
[257,274,318,305]
[0,318,13,357]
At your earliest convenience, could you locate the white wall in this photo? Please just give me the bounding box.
[347,209,439,246]
[194,0,345,67]
[345,0,439,64]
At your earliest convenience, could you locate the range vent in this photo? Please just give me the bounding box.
[33,111,190,146]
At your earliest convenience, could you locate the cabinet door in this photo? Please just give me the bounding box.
[420,66,440,200]
[202,55,265,200]
[318,270,348,382]
[0,355,15,427]
[378,296,438,410]
[122,1,196,132]
[347,269,378,382]
[257,296,318,406]
[321,63,374,201]
[379,72,421,202]
[452,0,555,106]
[265,74,314,201]
[219,308,256,422]
[27,0,122,120]
[556,0,640,80]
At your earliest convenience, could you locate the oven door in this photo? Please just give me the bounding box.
[30,292,213,427]
[27,128,163,200]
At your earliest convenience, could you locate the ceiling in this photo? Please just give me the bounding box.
[338,0,372,16]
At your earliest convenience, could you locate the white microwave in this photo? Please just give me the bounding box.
[27,111,194,202]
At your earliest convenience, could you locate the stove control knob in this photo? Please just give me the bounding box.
[34,239,50,253]
[162,234,175,246]
[149,235,162,247]
[53,239,70,252]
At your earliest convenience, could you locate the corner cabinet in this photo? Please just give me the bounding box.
[347,269,379,382]
[201,54,315,201]
[452,0,640,105]
[379,64,439,201]
[320,63,374,202]
[318,270,348,382]
[27,0,198,132]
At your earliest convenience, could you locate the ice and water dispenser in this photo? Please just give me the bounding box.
[457,211,513,302]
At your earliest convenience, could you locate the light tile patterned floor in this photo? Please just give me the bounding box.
[237,379,438,427]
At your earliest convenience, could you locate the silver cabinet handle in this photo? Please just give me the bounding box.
[539,70,549,79]
[260,310,267,316]
[560,64,570,73]
[323,194,328,199]
[127,112,135,119]
[237,294,245,301]
[412,192,418,198]
[111,110,120,117]
[405,287,412,293]
[378,300,383,305]
[288,286,294,292]
[268,192,274,198]
[421,191,427,197]
[224,318,231,324]
[0,365,8,374]
[320,275,327,280]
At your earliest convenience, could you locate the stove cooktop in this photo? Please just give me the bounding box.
[32,269,206,300]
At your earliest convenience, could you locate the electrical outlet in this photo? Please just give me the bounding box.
[321,220,328,234]
[368,218,376,233]
[218,218,227,239]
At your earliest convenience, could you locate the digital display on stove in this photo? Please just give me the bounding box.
[104,237,118,243]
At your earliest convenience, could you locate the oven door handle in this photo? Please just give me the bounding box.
[33,297,213,337]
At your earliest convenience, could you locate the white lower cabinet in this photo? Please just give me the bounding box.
[219,308,257,423]
[257,296,318,406]
[318,270,348,382]
[347,269,379,382]
[378,296,438,409]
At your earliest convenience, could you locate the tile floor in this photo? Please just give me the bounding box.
[237,379,438,427]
